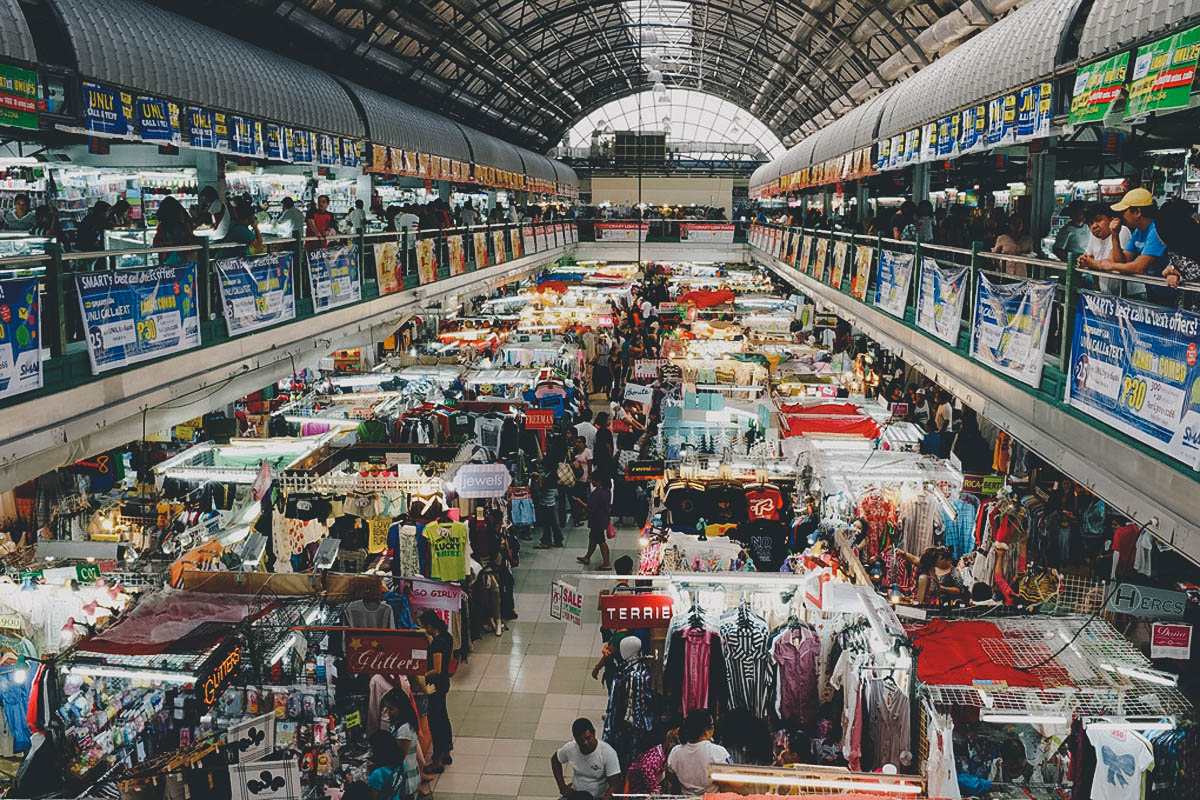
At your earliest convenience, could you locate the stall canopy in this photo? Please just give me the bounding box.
[876,0,1078,140]
[519,150,559,185]
[50,0,366,138]
[456,124,526,174]
[0,0,34,64]
[1079,0,1200,59]
[551,158,579,190]
[341,79,471,162]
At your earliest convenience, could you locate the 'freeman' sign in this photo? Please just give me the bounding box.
[598,594,674,628]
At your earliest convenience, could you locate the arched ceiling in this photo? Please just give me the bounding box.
[155,0,960,153]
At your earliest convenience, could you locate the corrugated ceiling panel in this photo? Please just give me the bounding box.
[342,81,470,161]
[457,125,525,173]
[550,159,578,187]
[50,0,363,136]
[0,0,34,64]
[518,150,557,182]
[1079,0,1200,59]
[852,89,896,149]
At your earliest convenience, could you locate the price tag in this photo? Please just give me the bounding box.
[345,711,361,728]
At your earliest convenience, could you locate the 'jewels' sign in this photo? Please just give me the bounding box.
[599,593,674,628]
[455,463,512,498]
[344,629,429,675]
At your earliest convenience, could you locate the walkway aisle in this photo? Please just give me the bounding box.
[424,523,639,800]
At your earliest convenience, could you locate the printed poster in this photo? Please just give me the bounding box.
[1066,291,1200,469]
[798,235,814,274]
[851,245,873,301]
[447,235,466,276]
[492,230,507,263]
[812,238,829,283]
[215,252,296,337]
[681,222,735,242]
[306,246,361,312]
[134,96,179,144]
[228,713,275,763]
[1126,24,1200,119]
[0,277,42,399]
[510,228,523,259]
[0,64,38,130]
[830,241,849,289]
[1015,82,1053,141]
[474,231,490,268]
[373,241,404,295]
[595,222,648,241]
[873,250,915,317]
[915,258,969,345]
[83,82,132,137]
[229,759,300,800]
[76,264,200,373]
[535,225,548,251]
[415,238,437,284]
[523,226,536,255]
[788,231,800,267]
[1069,52,1130,124]
[970,274,1057,387]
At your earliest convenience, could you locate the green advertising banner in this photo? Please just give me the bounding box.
[1069,52,1129,124]
[1126,24,1200,118]
[0,63,38,130]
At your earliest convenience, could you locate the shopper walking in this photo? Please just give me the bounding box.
[591,412,616,486]
[418,610,453,776]
[551,718,622,800]
[575,474,612,569]
[534,464,563,549]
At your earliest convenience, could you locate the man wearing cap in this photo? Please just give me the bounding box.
[1078,188,1172,304]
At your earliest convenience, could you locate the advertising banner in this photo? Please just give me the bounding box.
[474,231,490,268]
[1151,622,1193,659]
[549,580,583,626]
[523,226,536,255]
[509,228,522,259]
[306,246,361,312]
[599,593,674,628]
[415,238,437,284]
[535,225,548,251]
[1066,291,1200,469]
[83,82,132,137]
[344,629,429,675]
[492,230,507,263]
[216,252,296,337]
[1126,24,1200,118]
[228,116,261,156]
[786,231,798,267]
[915,258,969,345]
[394,576,464,613]
[959,105,984,153]
[851,245,873,301]
[447,235,466,275]
[798,235,814,274]
[76,265,200,374]
[0,64,37,130]
[1069,52,1130,124]
[830,241,849,289]
[134,96,178,144]
[812,238,830,283]
[681,222,735,242]
[970,274,1056,387]
[264,124,290,161]
[341,138,360,167]
[1015,82,1053,141]
[873,251,915,318]
[595,222,649,241]
[317,134,338,166]
[0,277,41,400]
[454,463,513,498]
[936,116,958,159]
[985,94,1016,148]
[290,129,314,164]
[373,241,404,295]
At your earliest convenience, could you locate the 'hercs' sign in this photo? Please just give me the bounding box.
[1105,582,1187,620]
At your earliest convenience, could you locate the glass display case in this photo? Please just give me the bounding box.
[104,229,157,268]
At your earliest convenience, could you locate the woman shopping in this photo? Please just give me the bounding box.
[418,610,454,776]
[575,474,613,570]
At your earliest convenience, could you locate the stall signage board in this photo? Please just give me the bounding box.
[344,629,429,674]
[962,473,1003,497]
[1105,583,1187,619]
[216,252,296,337]
[0,277,42,401]
[455,463,512,498]
[0,63,37,130]
[395,576,464,613]
[1125,24,1200,118]
[550,580,583,626]
[1151,622,1193,658]
[1070,52,1130,124]
[76,265,201,374]
[874,251,914,318]
[633,359,667,379]
[199,642,243,708]
[915,258,969,345]
[134,96,179,144]
[970,274,1057,388]
[307,246,361,312]
[624,382,654,408]
[681,223,735,242]
[1066,291,1200,469]
[83,82,132,137]
[625,460,665,481]
[526,409,554,429]
[595,222,649,241]
[599,594,674,628]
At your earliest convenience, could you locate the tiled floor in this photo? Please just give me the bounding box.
[422,518,637,799]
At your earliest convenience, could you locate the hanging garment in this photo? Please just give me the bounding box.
[941,498,979,560]
[856,489,898,558]
[603,659,658,769]
[664,626,728,716]
[770,625,820,724]
[719,608,774,718]
[861,677,911,771]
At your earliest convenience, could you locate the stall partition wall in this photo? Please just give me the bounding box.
[590,176,740,218]
[748,226,1200,569]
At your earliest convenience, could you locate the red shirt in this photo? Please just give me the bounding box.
[745,487,783,521]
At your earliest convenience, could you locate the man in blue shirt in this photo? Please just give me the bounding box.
[1080,187,1172,304]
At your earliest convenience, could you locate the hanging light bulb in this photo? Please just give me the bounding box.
[645,52,661,66]
[653,81,666,93]
[647,68,663,83]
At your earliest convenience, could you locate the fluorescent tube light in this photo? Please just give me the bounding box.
[709,772,922,794]
[980,712,1069,725]
[1115,666,1179,687]
[62,665,197,684]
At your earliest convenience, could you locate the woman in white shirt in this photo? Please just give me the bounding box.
[666,710,731,795]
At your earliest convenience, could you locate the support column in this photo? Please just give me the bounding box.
[856,183,870,225]
[823,190,832,218]
[911,162,930,203]
[1028,142,1057,247]
[435,180,451,203]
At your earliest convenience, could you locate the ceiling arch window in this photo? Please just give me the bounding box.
[566,89,784,160]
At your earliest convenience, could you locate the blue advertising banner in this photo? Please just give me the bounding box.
[0,277,42,400]
[341,138,360,167]
[959,106,982,153]
[264,124,290,161]
[317,134,338,166]
[307,246,361,312]
[83,82,132,137]
[915,258,969,345]
[970,274,1057,387]
[936,116,958,159]
[1066,291,1200,469]
[216,252,296,336]
[76,265,201,374]
[873,251,915,318]
[985,95,1016,148]
[186,107,216,150]
[229,116,261,156]
[134,96,178,144]
[212,112,230,152]
[291,130,315,164]
[1015,82,1053,141]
